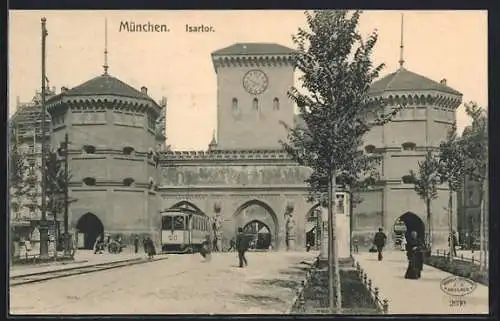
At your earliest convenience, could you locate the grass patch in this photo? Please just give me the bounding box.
[425,256,488,286]
[291,268,382,314]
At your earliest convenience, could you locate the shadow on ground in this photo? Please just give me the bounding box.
[234,293,287,307]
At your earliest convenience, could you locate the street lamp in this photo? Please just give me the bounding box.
[38,17,49,259]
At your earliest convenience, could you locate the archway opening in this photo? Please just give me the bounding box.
[233,200,278,251]
[394,212,426,245]
[76,213,104,250]
[243,220,271,250]
[305,205,321,250]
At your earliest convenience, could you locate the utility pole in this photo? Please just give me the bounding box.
[39,17,49,259]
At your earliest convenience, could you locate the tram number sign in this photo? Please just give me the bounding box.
[168,234,178,241]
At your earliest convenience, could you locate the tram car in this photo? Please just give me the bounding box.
[160,208,211,253]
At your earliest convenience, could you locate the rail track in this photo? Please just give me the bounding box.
[10,257,159,287]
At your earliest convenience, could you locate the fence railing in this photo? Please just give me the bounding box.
[354,260,389,314]
[434,249,487,267]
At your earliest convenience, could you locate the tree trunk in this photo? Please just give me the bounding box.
[426,197,432,251]
[480,176,488,272]
[448,189,454,262]
[328,174,342,313]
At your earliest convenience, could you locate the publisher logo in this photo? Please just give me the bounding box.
[440,276,477,297]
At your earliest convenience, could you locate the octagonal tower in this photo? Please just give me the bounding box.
[353,66,463,249]
[46,71,164,249]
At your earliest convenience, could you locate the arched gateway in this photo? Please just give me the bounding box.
[76,213,104,249]
[394,211,426,243]
[233,200,278,251]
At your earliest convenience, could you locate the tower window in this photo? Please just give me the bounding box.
[123,146,135,155]
[364,145,376,154]
[273,97,280,110]
[253,98,259,110]
[123,178,135,187]
[83,177,96,186]
[232,98,238,110]
[83,145,96,154]
[402,142,416,151]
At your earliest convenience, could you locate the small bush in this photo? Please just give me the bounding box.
[425,255,487,286]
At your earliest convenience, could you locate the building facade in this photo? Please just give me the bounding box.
[33,42,462,251]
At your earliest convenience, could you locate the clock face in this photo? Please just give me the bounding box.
[243,70,268,95]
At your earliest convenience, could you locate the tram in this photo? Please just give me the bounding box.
[160,208,211,253]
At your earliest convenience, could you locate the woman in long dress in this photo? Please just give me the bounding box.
[405,231,424,279]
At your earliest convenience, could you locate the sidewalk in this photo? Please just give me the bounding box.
[10,250,150,278]
[353,251,488,314]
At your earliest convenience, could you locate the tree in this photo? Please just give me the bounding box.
[280,10,401,312]
[409,151,440,251]
[9,126,30,220]
[461,102,487,271]
[437,123,467,261]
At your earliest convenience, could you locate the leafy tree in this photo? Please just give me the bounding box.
[409,151,440,250]
[9,126,30,221]
[280,10,401,312]
[461,102,487,270]
[437,123,467,261]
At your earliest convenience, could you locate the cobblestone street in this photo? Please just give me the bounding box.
[10,251,317,315]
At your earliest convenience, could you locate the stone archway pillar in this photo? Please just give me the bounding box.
[284,201,296,251]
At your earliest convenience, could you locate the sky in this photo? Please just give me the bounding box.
[9,10,488,150]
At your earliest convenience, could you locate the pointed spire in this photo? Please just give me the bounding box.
[103,18,109,75]
[398,13,405,69]
[209,130,217,150]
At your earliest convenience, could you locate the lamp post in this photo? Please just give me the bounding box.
[38,17,49,259]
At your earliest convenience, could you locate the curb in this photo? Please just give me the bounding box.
[286,257,317,314]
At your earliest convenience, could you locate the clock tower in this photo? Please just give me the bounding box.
[211,43,296,150]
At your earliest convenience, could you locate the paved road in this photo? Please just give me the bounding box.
[10,251,317,315]
[354,251,489,314]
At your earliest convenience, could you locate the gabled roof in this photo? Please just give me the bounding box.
[47,73,155,102]
[369,67,462,96]
[212,43,295,56]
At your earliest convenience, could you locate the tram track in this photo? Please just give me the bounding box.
[10,257,166,287]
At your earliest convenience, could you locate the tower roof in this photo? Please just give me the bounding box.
[212,43,295,56]
[46,73,160,107]
[369,68,462,96]
[54,74,151,100]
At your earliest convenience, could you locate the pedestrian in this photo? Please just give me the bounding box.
[200,234,212,262]
[227,238,236,252]
[145,236,156,259]
[306,242,311,252]
[373,228,387,261]
[352,237,359,253]
[143,236,148,254]
[404,231,424,279]
[236,227,249,268]
[93,236,102,254]
[134,236,139,254]
[448,231,458,257]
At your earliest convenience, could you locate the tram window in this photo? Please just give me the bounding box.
[194,217,198,230]
[173,216,185,230]
[162,216,172,230]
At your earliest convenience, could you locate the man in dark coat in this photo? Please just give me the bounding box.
[235,227,248,268]
[134,236,140,254]
[373,228,387,261]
